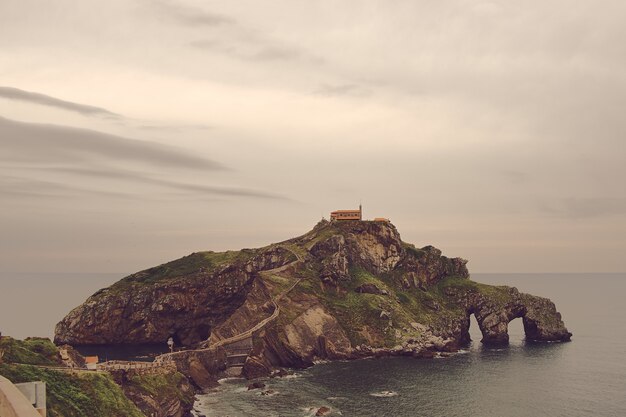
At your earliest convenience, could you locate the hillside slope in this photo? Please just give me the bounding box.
[55,220,571,381]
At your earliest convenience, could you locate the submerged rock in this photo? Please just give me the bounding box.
[247,381,266,390]
[316,406,332,416]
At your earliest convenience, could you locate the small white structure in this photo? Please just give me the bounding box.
[85,356,98,371]
[15,381,46,417]
[0,375,44,417]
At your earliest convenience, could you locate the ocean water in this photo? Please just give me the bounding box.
[195,273,626,417]
[0,272,121,340]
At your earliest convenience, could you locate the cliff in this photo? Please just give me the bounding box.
[55,220,571,384]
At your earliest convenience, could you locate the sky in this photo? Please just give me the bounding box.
[1,0,625,276]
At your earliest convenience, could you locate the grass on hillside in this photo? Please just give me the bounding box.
[127,372,194,410]
[0,364,145,417]
[435,275,514,306]
[0,337,61,366]
[116,249,256,286]
[316,267,402,347]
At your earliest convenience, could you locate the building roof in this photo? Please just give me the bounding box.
[85,356,99,364]
[331,209,361,213]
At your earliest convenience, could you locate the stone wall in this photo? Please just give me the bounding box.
[0,375,42,417]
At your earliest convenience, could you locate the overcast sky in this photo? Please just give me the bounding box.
[1,0,625,275]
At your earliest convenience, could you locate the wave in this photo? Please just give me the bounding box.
[370,390,398,397]
[217,376,245,384]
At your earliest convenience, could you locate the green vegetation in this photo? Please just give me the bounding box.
[303,225,339,250]
[436,275,513,306]
[0,337,145,417]
[316,267,400,347]
[275,243,305,262]
[264,274,292,296]
[402,242,426,259]
[117,249,255,286]
[127,372,194,411]
[0,364,145,417]
[307,265,486,347]
[0,337,60,366]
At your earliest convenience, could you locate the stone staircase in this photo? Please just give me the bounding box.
[221,337,253,377]
[154,246,305,378]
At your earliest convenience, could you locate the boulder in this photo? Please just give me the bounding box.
[316,406,332,416]
[355,283,384,295]
[247,381,266,390]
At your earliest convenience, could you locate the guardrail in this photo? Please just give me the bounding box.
[97,360,173,371]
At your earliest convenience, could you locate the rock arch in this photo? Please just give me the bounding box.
[456,287,572,346]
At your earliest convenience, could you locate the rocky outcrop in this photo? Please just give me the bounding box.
[444,285,572,345]
[57,344,85,368]
[157,348,228,390]
[55,247,296,346]
[110,367,195,417]
[398,245,469,289]
[56,219,571,385]
[310,234,350,285]
[355,283,386,295]
[319,221,404,275]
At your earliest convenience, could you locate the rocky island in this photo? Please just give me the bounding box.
[54,218,571,406]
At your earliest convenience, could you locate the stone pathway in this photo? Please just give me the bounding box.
[154,246,305,376]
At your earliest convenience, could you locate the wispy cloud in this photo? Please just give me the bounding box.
[540,197,626,219]
[189,38,322,64]
[313,83,371,97]
[0,86,121,119]
[137,123,213,132]
[0,116,222,170]
[155,1,321,65]
[47,167,287,200]
[0,116,287,201]
[251,46,305,62]
[149,0,234,27]
[0,175,131,199]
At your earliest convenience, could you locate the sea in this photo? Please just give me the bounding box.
[1,273,625,416]
[194,273,626,417]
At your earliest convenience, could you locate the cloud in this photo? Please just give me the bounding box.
[149,0,234,27]
[0,116,286,201]
[0,116,223,170]
[137,123,213,132]
[0,86,121,119]
[540,197,626,219]
[189,38,322,64]
[251,46,305,62]
[499,170,528,185]
[175,4,322,65]
[46,167,287,200]
[313,84,371,97]
[0,175,130,199]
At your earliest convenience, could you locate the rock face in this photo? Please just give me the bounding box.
[55,219,571,382]
[110,367,195,417]
[54,248,296,346]
[445,285,572,346]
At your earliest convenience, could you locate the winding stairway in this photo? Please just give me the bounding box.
[155,246,305,377]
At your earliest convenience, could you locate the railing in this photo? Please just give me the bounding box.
[97,360,173,371]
